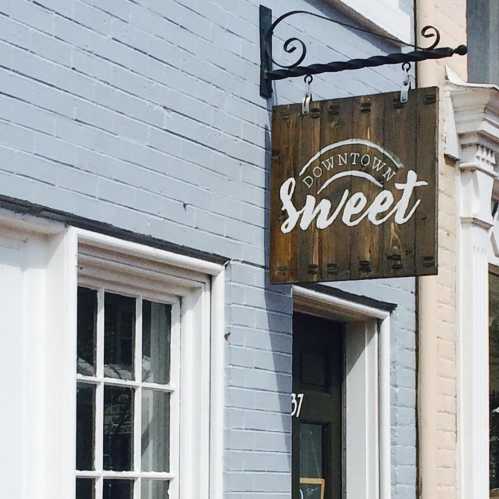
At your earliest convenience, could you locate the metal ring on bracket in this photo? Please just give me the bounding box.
[302,75,313,115]
[400,62,412,104]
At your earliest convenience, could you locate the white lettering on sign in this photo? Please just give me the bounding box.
[279,139,429,234]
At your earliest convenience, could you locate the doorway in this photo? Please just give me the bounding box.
[292,312,344,499]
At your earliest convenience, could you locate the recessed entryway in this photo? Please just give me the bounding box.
[292,312,344,499]
[293,285,393,499]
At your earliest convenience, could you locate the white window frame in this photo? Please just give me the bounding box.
[75,285,182,498]
[73,228,226,499]
[293,285,392,499]
[0,211,225,499]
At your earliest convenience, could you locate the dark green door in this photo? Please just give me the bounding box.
[292,312,343,499]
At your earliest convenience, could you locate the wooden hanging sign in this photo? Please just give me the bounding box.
[270,88,438,284]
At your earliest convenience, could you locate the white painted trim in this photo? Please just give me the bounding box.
[378,316,391,499]
[293,285,391,499]
[76,228,224,277]
[345,320,379,499]
[293,285,391,320]
[210,270,225,499]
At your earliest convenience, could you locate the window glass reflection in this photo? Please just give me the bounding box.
[76,478,94,499]
[141,480,170,499]
[142,301,171,384]
[77,287,97,375]
[142,390,170,472]
[103,480,133,499]
[104,386,134,471]
[105,293,135,380]
[76,383,95,471]
[300,423,323,478]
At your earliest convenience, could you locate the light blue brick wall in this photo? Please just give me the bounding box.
[0,0,416,497]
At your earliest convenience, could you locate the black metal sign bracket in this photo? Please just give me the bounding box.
[259,6,467,98]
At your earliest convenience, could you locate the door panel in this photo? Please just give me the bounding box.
[292,312,344,499]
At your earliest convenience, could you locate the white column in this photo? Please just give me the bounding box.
[458,139,496,499]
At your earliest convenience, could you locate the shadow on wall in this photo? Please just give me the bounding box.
[262,110,294,479]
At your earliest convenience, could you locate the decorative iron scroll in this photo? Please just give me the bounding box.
[259,6,467,97]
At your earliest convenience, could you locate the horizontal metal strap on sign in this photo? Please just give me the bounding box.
[266,45,468,81]
[259,6,468,97]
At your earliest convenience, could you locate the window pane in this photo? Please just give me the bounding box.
[77,287,97,376]
[300,423,323,478]
[76,478,95,499]
[143,301,171,384]
[141,480,170,499]
[76,383,95,471]
[105,292,135,380]
[141,390,170,472]
[103,480,133,499]
[104,386,134,471]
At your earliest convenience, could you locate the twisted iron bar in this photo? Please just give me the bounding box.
[268,45,467,81]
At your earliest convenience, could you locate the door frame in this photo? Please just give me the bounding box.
[293,285,392,499]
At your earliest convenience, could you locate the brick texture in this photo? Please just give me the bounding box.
[417,0,467,496]
[0,0,416,497]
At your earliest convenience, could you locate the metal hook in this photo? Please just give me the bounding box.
[302,74,313,115]
[400,62,413,104]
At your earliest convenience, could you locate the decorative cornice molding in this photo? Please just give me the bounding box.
[459,162,498,179]
[446,67,499,229]
[447,69,499,153]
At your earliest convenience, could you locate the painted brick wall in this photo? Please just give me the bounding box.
[418,0,467,498]
[0,0,416,497]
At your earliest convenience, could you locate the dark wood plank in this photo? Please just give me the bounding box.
[318,97,355,282]
[295,104,322,283]
[270,104,300,283]
[348,93,386,279]
[415,87,439,275]
[381,90,418,277]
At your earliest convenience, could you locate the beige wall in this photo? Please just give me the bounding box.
[417,1,467,498]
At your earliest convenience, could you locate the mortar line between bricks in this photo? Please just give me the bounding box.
[70,0,131,23]
[226,406,292,416]
[115,0,212,43]
[84,0,263,100]
[0,12,269,129]
[231,304,291,319]
[230,365,292,376]
[224,425,291,436]
[227,323,292,336]
[0,51,270,172]
[0,95,270,228]
[165,0,258,45]
[226,385,293,396]
[0,101,232,198]
[0,165,55,187]
[230,345,292,357]
[0,166,263,245]
[225,449,291,456]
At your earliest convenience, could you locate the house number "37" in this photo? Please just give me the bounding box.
[291,393,304,418]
